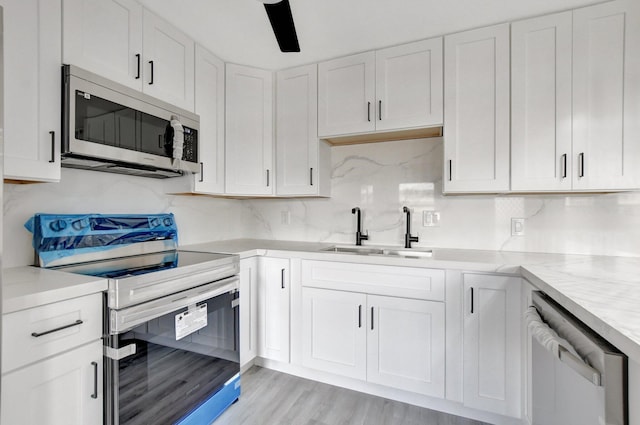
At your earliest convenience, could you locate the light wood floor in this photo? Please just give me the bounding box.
[214,367,491,425]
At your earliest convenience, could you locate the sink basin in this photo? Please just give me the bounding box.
[382,249,433,258]
[321,245,433,258]
[322,246,385,255]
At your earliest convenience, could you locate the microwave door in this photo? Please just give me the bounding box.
[139,112,171,158]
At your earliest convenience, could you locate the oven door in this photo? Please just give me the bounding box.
[105,277,240,425]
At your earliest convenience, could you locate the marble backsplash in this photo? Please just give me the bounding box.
[245,138,640,258]
[3,137,640,267]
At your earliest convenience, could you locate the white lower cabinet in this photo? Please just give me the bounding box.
[301,286,445,398]
[240,257,259,368]
[302,287,367,379]
[463,273,522,418]
[258,257,290,362]
[1,340,103,425]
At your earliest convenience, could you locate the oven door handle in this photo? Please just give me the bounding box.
[109,276,239,334]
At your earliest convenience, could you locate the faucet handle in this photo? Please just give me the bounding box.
[361,230,369,240]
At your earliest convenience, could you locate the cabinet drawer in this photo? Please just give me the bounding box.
[2,293,102,373]
[301,260,445,301]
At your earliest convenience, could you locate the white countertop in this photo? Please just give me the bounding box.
[2,266,108,314]
[183,238,640,362]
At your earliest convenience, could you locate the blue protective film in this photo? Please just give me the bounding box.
[25,213,178,267]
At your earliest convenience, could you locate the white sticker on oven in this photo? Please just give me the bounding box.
[175,303,207,340]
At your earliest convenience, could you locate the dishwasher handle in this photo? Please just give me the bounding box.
[526,305,602,387]
[558,345,601,386]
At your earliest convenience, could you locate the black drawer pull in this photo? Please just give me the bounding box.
[31,319,83,337]
[49,131,55,163]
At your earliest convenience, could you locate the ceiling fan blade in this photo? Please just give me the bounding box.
[263,0,300,52]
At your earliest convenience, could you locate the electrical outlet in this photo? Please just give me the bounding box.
[511,218,525,236]
[423,211,440,227]
[281,211,291,225]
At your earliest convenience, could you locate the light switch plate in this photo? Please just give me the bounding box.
[511,218,525,236]
[281,211,291,225]
[423,211,440,227]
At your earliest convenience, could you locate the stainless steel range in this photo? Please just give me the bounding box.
[29,213,241,425]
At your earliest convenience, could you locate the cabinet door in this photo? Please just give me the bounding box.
[375,38,443,131]
[463,273,522,418]
[259,257,290,362]
[302,287,367,380]
[276,64,320,196]
[572,0,640,190]
[3,0,61,182]
[511,12,573,192]
[142,9,195,112]
[444,24,510,193]
[63,0,143,91]
[367,295,445,398]
[318,52,375,137]
[1,341,103,425]
[225,64,274,195]
[193,45,225,194]
[240,257,259,368]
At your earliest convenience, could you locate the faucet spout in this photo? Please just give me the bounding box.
[403,206,419,248]
[352,207,369,246]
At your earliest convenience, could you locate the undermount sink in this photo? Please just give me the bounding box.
[322,246,385,255]
[322,245,433,258]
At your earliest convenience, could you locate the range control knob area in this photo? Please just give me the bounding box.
[49,219,68,232]
[163,217,173,227]
[150,218,160,228]
[72,218,90,231]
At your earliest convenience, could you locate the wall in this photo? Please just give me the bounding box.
[5,138,640,267]
[3,168,246,267]
[246,138,640,257]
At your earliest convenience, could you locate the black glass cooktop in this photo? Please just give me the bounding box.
[54,250,232,279]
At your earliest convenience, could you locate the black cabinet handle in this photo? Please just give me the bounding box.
[470,288,474,314]
[310,168,313,186]
[31,319,83,337]
[578,152,585,177]
[378,100,382,121]
[561,154,567,179]
[135,54,141,79]
[49,131,55,163]
[148,60,154,85]
[281,268,285,289]
[358,305,362,328]
[448,160,452,181]
[91,361,98,399]
[367,102,371,122]
[267,169,270,187]
[370,306,374,330]
[199,162,204,182]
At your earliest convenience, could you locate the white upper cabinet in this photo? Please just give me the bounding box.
[193,45,225,194]
[142,9,195,111]
[511,12,573,192]
[63,0,195,111]
[444,24,510,193]
[225,64,274,196]
[318,39,443,138]
[276,64,330,197]
[572,0,640,190]
[63,0,143,91]
[375,38,443,131]
[318,52,376,137]
[2,0,62,182]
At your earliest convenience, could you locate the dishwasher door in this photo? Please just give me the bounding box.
[529,291,627,425]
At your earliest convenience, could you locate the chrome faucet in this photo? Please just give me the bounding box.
[351,207,369,246]
[403,206,419,248]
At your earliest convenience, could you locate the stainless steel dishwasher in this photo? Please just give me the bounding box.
[528,291,627,425]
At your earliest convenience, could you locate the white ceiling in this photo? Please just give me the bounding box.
[139,0,603,70]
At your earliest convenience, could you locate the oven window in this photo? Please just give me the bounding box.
[114,291,239,425]
[75,91,139,149]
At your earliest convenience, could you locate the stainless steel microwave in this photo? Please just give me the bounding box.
[61,65,200,178]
